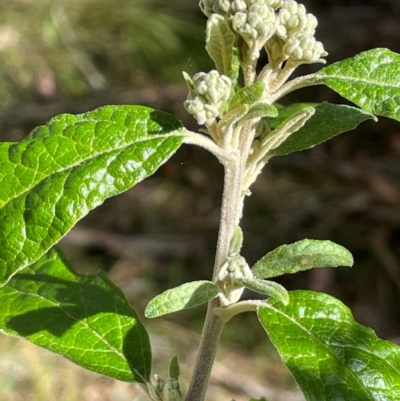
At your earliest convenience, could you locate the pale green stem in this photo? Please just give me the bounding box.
[213,299,263,323]
[240,48,257,87]
[185,157,244,401]
[182,130,230,164]
[268,59,299,93]
[267,72,320,103]
[184,299,224,401]
[238,120,260,184]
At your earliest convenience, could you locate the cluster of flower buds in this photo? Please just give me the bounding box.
[199,0,327,65]
[200,0,283,18]
[186,1,327,126]
[273,1,327,63]
[183,70,231,126]
[231,3,277,60]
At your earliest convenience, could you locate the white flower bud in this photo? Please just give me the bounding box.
[303,13,318,35]
[232,11,255,41]
[264,0,284,9]
[231,4,277,59]
[184,97,218,125]
[217,0,231,13]
[231,0,247,13]
[249,3,276,38]
[192,70,231,104]
[276,0,318,40]
[217,253,253,304]
[184,70,231,125]
[199,0,216,16]
[283,34,327,62]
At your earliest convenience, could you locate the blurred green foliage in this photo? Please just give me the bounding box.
[0,0,209,109]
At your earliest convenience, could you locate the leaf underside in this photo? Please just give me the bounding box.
[234,277,289,305]
[258,290,400,401]
[270,102,376,156]
[145,280,219,318]
[0,248,151,383]
[0,105,183,286]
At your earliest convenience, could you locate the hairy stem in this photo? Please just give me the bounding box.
[185,299,224,401]
[268,72,320,103]
[185,157,243,401]
[213,299,263,323]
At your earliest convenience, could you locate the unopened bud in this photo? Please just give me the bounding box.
[283,34,327,62]
[276,0,317,40]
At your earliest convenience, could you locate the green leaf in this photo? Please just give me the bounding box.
[314,48,400,121]
[144,281,219,318]
[258,290,400,401]
[270,102,376,156]
[217,104,249,140]
[228,225,244,255]
[0,105,183,286]
[169,355,180,380]
[229,82,265,110]
[269,102,319,129]
[182,71,195,97]
[262,106,315,154]
[234,277,289,305]
[252,239,353,279]
[0,248,151,383]
[239,103,278,123]
[205,14,236,77]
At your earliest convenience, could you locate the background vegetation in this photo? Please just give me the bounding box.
[1,0,400,400]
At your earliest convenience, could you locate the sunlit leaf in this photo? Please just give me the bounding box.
[0,105,183,286]
[314,48,400,121]
[258,290,400,400]
[229,82,265,110]
[252,239,353,279]
[0,248,151,382]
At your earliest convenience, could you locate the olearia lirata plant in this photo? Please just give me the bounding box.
[1,1,400,400]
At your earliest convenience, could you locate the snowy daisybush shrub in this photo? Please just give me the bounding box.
[1,1,400,400]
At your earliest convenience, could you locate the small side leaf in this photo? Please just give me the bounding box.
[314,48,400,121]
[206,14,236,77]
[234,277,289,305]
[217,104,249,144]
[228,226,244,255]
[182,71,195,97]
[0,248,151,383]
[229,81,265,110]
[269,102,319,129]
[239,103,278,124]
[262,106,315,154]
[270,102,376,156]
[144,281,219,318]
[252,239,353,279]
[169,355,180,380]
[258,290,400,401]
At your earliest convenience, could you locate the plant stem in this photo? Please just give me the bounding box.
[185,157,243,401]
[185,299,224,401]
